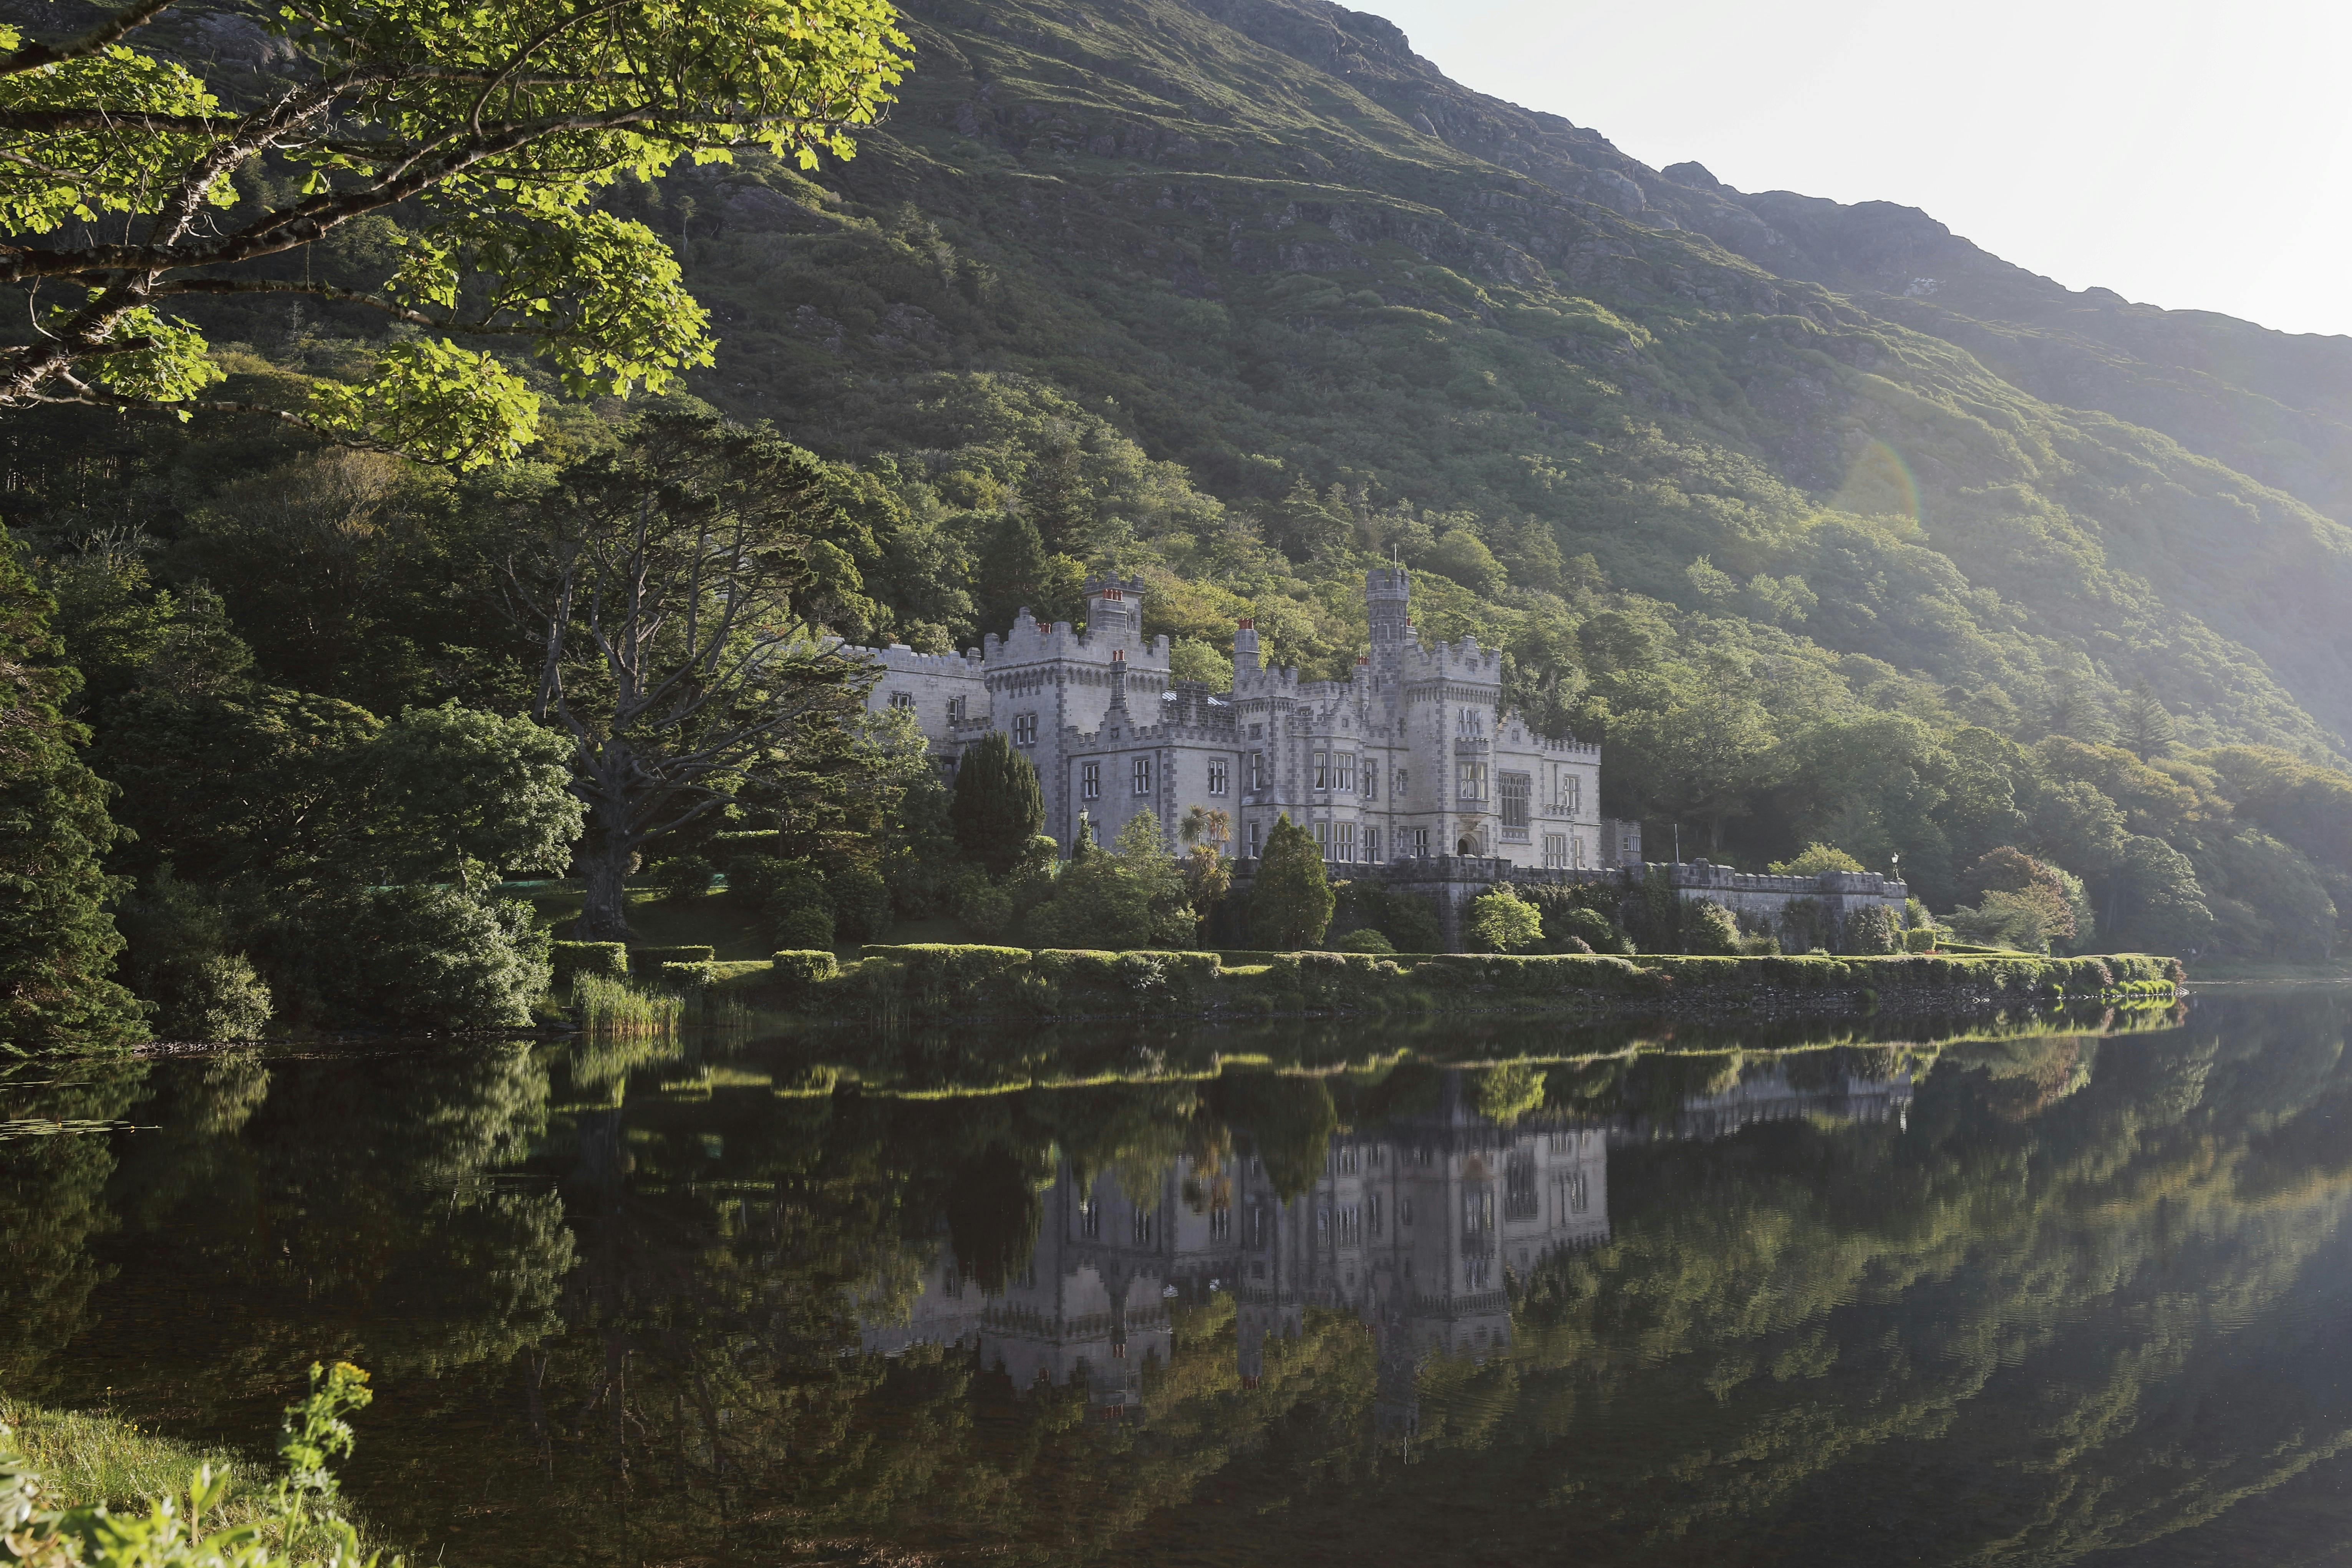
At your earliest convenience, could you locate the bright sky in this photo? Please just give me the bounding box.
[1351,0,2352,339]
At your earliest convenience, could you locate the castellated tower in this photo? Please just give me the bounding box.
[1365,565,1412,686]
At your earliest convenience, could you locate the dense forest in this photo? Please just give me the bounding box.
[5,0,2352,1044]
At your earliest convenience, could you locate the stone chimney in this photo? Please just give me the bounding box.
[1233,617,1260,675]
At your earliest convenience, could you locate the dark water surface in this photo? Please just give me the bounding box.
[8,991,2352,1565]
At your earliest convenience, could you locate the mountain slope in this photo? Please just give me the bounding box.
[654,0,2352,758]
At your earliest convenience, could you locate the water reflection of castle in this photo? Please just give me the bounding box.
[862,1061,1912,1420]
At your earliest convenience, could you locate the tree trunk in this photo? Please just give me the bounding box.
[577,813,634,941]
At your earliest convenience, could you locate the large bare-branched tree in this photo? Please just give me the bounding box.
[503,410,873,939]
[0,0,906,463]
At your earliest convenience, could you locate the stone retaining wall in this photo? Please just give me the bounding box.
[1233,856,1910,951]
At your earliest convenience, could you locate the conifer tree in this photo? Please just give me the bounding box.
[0,548,141,1049]
[1019,430,1097,557]
[950,729,1044,877]
[2120,680,2179,761]
[1250,815,1334,951]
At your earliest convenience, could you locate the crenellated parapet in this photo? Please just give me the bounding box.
[1402,633,1503,683]
[861,643,987,679]
[983,605,1170,673]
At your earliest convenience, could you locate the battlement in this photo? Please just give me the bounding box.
[1508,723,1599,759]
[984,607,1169,671]
[1232,661,1304,698]
[1402,633,1502,681]
[858,643,986,679]
[1159,683,1235,731]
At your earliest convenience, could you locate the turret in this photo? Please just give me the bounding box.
[1084,574,1147,649]
[1366,566,1411,646]
[1233,617,1260,676]
[1366,566,1412,684]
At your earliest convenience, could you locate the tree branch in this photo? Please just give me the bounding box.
[0,0,180,78]
[151,273,598,340]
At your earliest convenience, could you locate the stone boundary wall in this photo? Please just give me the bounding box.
[1235,856,1909,952]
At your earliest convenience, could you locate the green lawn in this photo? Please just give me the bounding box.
[0,1397,393,1558]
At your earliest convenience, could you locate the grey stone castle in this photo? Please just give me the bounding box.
[854,567,1641,871]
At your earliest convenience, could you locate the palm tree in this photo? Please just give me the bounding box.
[1177,806,1233,941]
[1179,806,1231,850]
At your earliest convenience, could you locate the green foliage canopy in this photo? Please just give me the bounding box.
[1249,815,1333,951]
[949,729,1044,878]
[0,0,910,463]
[0,547,141,1049]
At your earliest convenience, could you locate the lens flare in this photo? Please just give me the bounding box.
[1832,438,1923,525]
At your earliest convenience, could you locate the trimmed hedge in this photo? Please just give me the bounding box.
[656,960,716,987]
[631,944,714,977]
[771,950,839,988]
[742,942,2180,1022]
[551,941,628,986]
[1416,952,1665,996]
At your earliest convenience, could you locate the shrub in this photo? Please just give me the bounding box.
[824,862,892,944]
[630,945,714,974]
[722,853,795,905]
[550,940,628,986]
[950,729,1045,875]
[656,960,715,987]
[771,949,839,994]
[1029,816,1196,951]
[1467,887,1543,953]
[752,862,836,948]
[0,1361,385,1568]
[1251,816,1334,950]
[650,853,716,900]
[1769,843,1866,875]
[774,903,835,950]
[1776,896,1833,954]
[1548,904,1628,956]
[953,875,1016,941]
[1383,893,1444,953]
[116,869,271,1041]
[267,885,549,1030]
[1680,899,1741,956]
[1903,926,1937,953]
[1841,904,1903,956]
[1334,928,1396,954]
[869,943,1036,1015]
[144,954,273,1042]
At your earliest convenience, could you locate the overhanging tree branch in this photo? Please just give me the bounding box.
[0,0,910,462]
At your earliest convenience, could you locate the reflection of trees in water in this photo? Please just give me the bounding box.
[14,996,2352,1567]
[491,1001,2352,1567]
[12,1045,571,1424]
[0,1057,148,1397]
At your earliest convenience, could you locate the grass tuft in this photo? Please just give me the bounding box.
[0,1397,392,1559]
[571,971,685,1037]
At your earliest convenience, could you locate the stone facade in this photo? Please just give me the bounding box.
[1354,855,1910,951]
[855,568,1639,872]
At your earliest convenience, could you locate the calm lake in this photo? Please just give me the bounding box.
[7,989,2352,1565]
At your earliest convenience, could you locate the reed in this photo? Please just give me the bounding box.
[571,971,685,1036]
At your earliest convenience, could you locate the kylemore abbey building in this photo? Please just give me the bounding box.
[852,567,1643,871]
